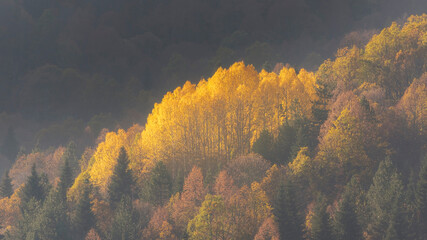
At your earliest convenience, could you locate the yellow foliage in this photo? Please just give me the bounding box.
[289,147,313,175]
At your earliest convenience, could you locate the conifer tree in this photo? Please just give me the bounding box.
[110,197,140,240]
[310,195,333,240]
[274,124,296,165]
[252,129,275,162]
[62,141,79,176]
[275,180,304,240]
[148,161,172,205]
[21,164,47,204]
[73,177,95,240]
[0,170,13,198]
[333,185,363,240]
[367,157,406,240]
[57,154,73,200]
[107,147,134,207]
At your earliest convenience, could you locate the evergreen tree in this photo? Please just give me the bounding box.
[57,154,73,200]
[62,141,79,176]
[310,195,333,240]
[33,189,71,240]
[367,157,406,240]
[107,147,134,207]
[275,180,304,240]
[252,129,275,162]
[73,177,95,240]
[110,197,140,240]
[0,170,13,198]
[333,184,363,240]
[21,164,47,205]
[1,127,19,162]
[274,124,296,165]
[416,155,427,239]
[148,161,172,205]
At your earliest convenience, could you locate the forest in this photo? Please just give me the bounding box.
[0,1,426,240]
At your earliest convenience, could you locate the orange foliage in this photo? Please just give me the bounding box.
[254,217,280,240]
[9,147,65,188]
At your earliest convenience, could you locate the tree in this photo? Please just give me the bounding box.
[20,164,47,205]
[252,129,275,162]
[110,197,140,240]
[107,147,134,207]
[367,157,406,240]
[0,170,13,198]
[148,161,172,205]
[274,124,296,165]
[62,141,79,176]
[310,195,333,240]
[73,177,95,240]
[333,183,363,240]
[187,194,229,240]
[254,217,280,240]
[1,127,19,162]
[275,180,304,240]
[57,153,73,200]
[32,189,71,240]
[416,155,427,239]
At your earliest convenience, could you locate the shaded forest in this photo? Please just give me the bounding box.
[0,1,426,240]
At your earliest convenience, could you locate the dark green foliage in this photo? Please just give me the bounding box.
[367,158,406,240]
[0,170,13,198]
[310,195,334,240]
[32,189,71,240]
[148,161,172,205]
[57,154,73,200]
[275,180,304,240]
[62,141,79,176]
[275,124,296,165]
[110,197,140,240]
[416,155,427,239]
[1,127,19,162]
[72,177,95,240]
[252,129,275,162]
[333,182,363,240]
[108,147,134,207]
[20,164,48,205]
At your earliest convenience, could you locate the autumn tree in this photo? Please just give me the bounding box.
[108,147,134,207]
[0,170,13,198]
[187,194,229,240]
[254,217,280,240]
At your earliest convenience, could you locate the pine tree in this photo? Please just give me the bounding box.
[110,197,140,240]
[274,124,296,165]
[1,126,19,162]
[275,180,304,240]
[333,185,363,240]
[252,129,275,162]
[57,154,73,200]
[107,147,134,207]
[33,189,71,240]
[21,164,47,204]
[416,155,427,239]
[310,195,333,240]
[62,141,79,176]
[367,157,406,240]
[73,177,95,239]
[0,170,13,198]
[149,161,172,205]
